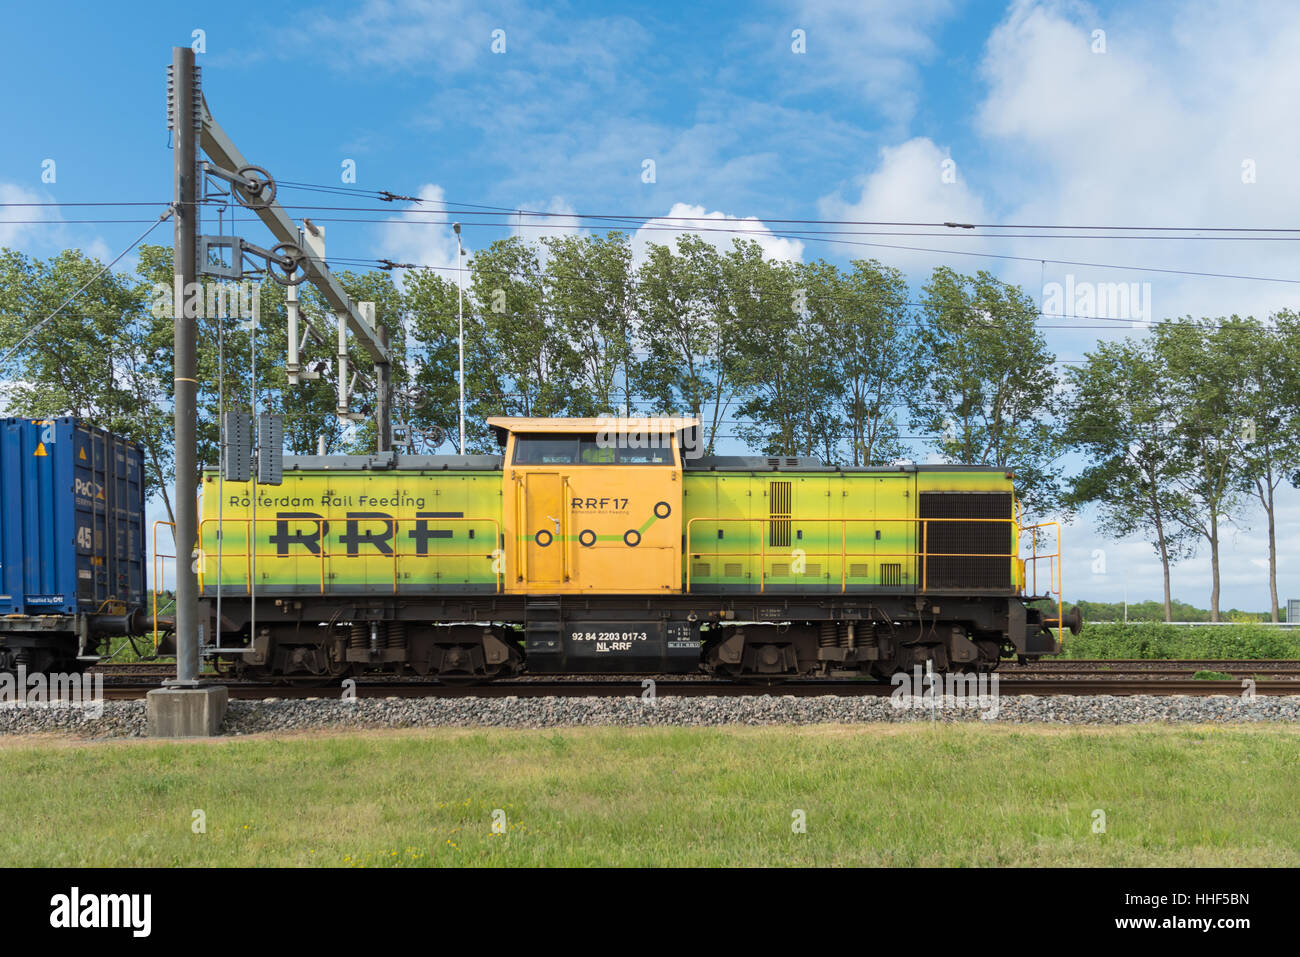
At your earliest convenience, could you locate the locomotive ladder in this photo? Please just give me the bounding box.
[524,598,563,658]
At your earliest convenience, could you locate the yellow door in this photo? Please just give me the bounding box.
[564,469,679,592]
[875,476,913,587]
[523,472,565,586]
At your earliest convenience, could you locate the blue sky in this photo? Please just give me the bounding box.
[2,0,1299,611]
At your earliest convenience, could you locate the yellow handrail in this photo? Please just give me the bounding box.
[683,516,1061,611]
[515,475,527,584]
[151,520,176,653]
[921,521,928,591]
[561,475,572,583]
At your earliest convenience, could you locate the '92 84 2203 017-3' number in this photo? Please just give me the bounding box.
[570,631,649,643]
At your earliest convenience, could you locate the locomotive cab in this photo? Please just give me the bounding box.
[490,417,695,596]
[489,417,701,673]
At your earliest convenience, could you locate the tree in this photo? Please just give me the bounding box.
[634,235,737,452]
[1236,313,1300,621]
[805,257,910,465]
[1064,336,1197,621]
[402,268,466,453]
[1155,318,1255,621]
[910,267,1064,516]
[0,246,175,516]
[543,232,635,416]
[723,241,833,457]
[467,237,582,443]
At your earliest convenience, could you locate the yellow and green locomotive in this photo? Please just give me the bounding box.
[195,417,1073,679]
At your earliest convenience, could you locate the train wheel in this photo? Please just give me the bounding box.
[956,640,1003,674]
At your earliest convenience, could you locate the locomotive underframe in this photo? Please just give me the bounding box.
[201,590,1061,680]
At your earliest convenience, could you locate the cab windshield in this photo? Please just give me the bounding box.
[512,434,673,465]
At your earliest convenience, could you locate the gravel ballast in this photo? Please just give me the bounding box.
[0,693,1298,738]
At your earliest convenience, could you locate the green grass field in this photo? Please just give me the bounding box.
[1,724,1297,867]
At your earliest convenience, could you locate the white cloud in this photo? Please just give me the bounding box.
[817,137,991,275]
[813,1,1300,316]
[298,0,651,85]
[782,0,956,126]
[509,197,582,242]
[963,0,1300,609]
[83,237,112,262]
[0,181,121,271]
[381,191,588,277]
[1060,485,1300,613]
[629,202,805,266]
[375,183,463,277]
[298,0,489,72]
[0,182,50,249]
[974,0,1300,320]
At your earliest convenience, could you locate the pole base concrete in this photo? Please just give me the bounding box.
[146,686,228,737]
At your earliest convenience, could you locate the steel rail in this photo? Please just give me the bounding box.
[91,677,1300,701]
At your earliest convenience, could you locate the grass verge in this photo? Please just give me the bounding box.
[0,723,1297,867]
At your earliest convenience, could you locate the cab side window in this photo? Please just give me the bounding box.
[513,436,580,464]
[513,434,673,465]
[615,446,672,464]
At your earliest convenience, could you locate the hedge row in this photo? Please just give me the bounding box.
[1056,622,1300,660]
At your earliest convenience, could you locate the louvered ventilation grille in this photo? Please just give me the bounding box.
[769,481,791,547]
[918,492,1012,589]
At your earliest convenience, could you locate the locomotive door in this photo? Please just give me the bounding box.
[522,472,565,586]
[874,476,914,589]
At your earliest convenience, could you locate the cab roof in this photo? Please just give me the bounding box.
[486,416,699,441]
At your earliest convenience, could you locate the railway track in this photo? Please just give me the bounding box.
[1001,661,1300,678]
[91,659,1300,682]
[91,676,1300,701]
[1006,658,1300,670]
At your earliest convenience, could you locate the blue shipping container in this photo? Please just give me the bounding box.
[0,417,146,616]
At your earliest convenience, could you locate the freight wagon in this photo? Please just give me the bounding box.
[0,417,148,673]
[196,417,1074,680]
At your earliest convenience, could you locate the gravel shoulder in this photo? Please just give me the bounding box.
[1,693,1298,738]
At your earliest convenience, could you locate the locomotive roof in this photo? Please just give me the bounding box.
[249,452,1009,474]
[486,416,700,433]
[274,452,505,471]
[684,456,1010,473]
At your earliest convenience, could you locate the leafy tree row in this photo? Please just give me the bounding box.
[1,235,1297,621]
[1066,314,1300,622]
[1066,598,1288,624]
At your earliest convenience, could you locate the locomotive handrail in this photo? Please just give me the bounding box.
[683,515,1064,647]
[1023,520,1064,647]
[683,518,1047,587]
[562,475,572,583]
[152,520,176,652]
[514,475,527,584]
[196,515,504,595]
